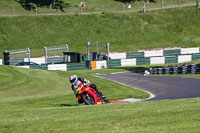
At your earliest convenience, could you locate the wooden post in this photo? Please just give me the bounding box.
[58,6,60,14]
[12,7,14,16]
[80,7,82,14]
[196,0,200,8]
[101,5,104,13]
[179,0,182,8]
[161,0,163,10]
[35,7,38,16]
[123,4,125,12]
[143,2,146,13]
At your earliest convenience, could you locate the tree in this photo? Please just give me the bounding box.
[16,0,70,11]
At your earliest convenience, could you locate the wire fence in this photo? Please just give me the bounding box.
[0,0,199,17]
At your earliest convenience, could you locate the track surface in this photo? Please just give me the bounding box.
[96,72,200,101]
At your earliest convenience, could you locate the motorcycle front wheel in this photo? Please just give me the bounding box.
[81,93,95,105]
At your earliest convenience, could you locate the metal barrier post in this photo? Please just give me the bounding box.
[107,43,110,60]
[27,48,31,62]
[44,46,47,64]
[87,42,90,60]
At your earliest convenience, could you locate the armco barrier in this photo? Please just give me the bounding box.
[126,52,144,59]
[121,58,136,66]
[26,57,45,65]
[181,47,200,54]
[67,62,86,71]
[107,59,121,68]
[178,55,192,63]
[47,57,64,64]
[165,56,178,64]
[192,54,200,61]
[150,57,165,65]
[144,50,163,57]
[163,49,181,56]
[109,52,126,59]
[48,64,67,71]
[136,57,150,65]
[30,65,48,70]
[96,60,107,69]
[17,66,29,69]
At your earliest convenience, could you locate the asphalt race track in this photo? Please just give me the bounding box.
[96,72,200,101]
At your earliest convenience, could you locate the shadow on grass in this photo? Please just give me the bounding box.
[59,104,74,107]
[15,0,70,12]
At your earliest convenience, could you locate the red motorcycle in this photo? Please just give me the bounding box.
[76,82,109,105]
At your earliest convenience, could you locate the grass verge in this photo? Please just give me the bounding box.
[1,7,200,58]
[1,66,200,132]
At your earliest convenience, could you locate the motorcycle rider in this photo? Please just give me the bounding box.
[144,68,152,76]
[69,75,103,103]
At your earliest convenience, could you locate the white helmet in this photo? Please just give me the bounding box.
[69,75,78,85]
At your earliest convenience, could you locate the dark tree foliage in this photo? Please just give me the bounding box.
[16,0,70,11]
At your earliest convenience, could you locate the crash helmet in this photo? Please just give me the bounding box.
[69,75,78,85]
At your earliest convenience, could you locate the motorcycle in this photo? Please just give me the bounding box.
[76,82,109,105]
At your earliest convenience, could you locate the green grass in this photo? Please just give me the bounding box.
[0,65,149,104]
[1,6,200,58]
[0,0,196,16]
[1,65,200,133]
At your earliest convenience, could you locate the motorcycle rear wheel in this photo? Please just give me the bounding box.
[81,93,95,105]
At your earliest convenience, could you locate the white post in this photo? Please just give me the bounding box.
[107,43,110,60]
[44,46,47,64]
[27,48,31,62]
[143,2,146,13]
[161,0,163,10]
[35,7,38,16]
[179,0,182,8]
[65,44,69,52]
[197,0,200,8]
[123,4,125,12]
[87,42,90,60]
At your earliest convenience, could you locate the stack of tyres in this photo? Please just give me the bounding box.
[161,68,166,74]
[156,68,160,74]
[152,69,156,74]
[196,64,200,74]
[191,64,196,74]
[187,65,192,74]
[182,66,187,74]
[173,67,178,74]
[158,68,163,74]
[169,67,174,74]
[177,66,182,74]
[165,68,170,74]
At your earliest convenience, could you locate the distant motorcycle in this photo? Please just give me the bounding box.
[144,68,152,76]
[76,82,109,105]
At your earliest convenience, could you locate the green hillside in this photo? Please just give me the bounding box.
[0,0,195,15]
[0,7,200,58]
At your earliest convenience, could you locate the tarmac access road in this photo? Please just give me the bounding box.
[96,72,200,101]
